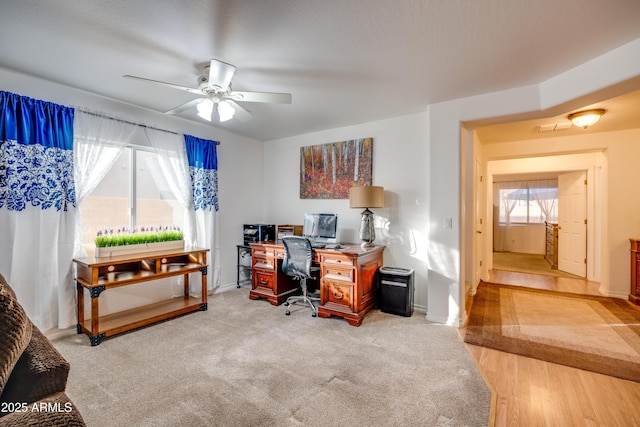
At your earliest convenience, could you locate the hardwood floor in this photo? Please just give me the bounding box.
[488,269,602,296]
[464,269,640,426]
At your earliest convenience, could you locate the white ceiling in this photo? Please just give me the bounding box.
[2,0,640,141]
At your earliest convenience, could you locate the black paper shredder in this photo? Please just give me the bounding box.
[378,267,414,317]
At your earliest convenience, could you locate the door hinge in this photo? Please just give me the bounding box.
[584,179,587,185]
[584,219,587,225]
[480,175,483,182]
[584,258,587,264]
[480,260,483,267]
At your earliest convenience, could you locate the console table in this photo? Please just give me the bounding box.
[249,242,384,326]
[73,247,208,345]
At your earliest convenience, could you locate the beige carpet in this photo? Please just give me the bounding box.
[465,282,640,382]
[492,252,582,278]
[52,288,492,427]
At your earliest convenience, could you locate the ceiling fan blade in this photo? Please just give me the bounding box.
[208,59,236,92]
[164,98,202,115]
[225,99,252,122]
[123,75,203,95]
[227,90,292,104]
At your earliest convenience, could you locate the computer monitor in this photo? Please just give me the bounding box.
[302,213,338,244]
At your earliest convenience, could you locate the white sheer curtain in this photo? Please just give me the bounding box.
[494,182,526,252]
[144,128,219,294]
[530,179,558,222]
[72,111,138,259]
[143,128,196,247]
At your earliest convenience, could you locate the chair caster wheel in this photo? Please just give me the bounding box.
[284,302,289,306]
[285,310,291,315]
[312,313,317,317]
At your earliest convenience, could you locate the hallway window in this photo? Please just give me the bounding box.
[497,180,558,224]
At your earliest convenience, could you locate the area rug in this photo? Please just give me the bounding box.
[464,281,640,382]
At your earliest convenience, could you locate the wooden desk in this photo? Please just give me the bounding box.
[73,248,208,345]
[249,242,384,326]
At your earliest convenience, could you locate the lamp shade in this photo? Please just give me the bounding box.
[349,186,384,208]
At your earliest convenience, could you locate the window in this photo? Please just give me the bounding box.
[497,181,558,225]
[80,146,184,255]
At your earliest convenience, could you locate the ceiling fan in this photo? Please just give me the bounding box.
[124,59,292,123]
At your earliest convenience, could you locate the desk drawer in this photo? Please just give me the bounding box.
[322,255,353,267]
[253,269,274,291]
[323,280,354,311]
[322,265,354,282]
[253,258,274,269]
[252,247,276,263]
[253,249,275,269]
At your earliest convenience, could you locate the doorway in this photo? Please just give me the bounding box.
[490,170,588,278]
[484,153,603,285]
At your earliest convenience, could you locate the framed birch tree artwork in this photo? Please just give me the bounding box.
[300,137,373,199]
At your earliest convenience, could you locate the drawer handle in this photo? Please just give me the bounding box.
[260,278,268,284]
[333,291,344,299]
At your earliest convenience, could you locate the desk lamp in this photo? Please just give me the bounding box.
[349,185,384,248]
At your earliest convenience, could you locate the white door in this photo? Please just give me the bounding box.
[558,171,587,277]
[474,158,484,286]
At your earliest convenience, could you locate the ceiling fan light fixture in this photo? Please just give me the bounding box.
[568,109,605,129]
[125,58,290,124]
[217,100,235,122]
[196,99,214,121]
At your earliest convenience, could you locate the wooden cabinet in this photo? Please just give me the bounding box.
[73,248,208,346]
[545,222,559,269]
[249,242,300,305]
[317,246,384,326]
[630,239,640,306]
[248,242,384,326]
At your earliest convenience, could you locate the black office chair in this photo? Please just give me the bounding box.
[281,236,320,317]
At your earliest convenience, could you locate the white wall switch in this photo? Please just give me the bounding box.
[444,217,453,229]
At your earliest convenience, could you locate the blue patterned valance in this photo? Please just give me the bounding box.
[184,134,218,212]
[0,91,75,211]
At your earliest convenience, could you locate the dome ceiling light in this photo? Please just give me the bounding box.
[568,109,605,129]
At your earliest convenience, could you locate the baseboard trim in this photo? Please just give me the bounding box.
[598,287,630,300]
[426,312,464,327]
[44,326,76,341]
